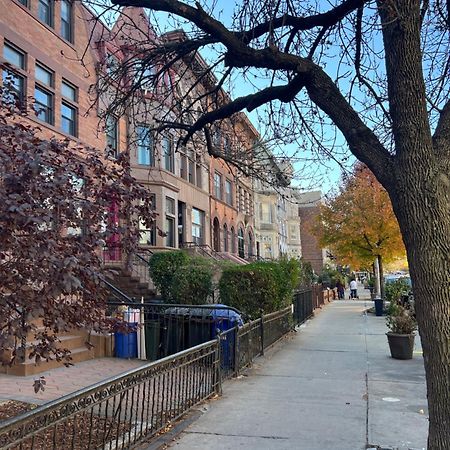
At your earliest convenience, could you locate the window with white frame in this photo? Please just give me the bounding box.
[225,179,233,205]
[139,194,156,245]
[165,197,176,247]
[214,172,222,200]
[192,208,204,245]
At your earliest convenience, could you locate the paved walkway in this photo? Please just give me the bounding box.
[0,358,146,405]
[168,290,427,449]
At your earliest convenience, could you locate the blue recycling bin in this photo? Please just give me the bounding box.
[114,323,138,358]
[210,305,243,370]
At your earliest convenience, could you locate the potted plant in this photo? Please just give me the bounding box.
[386,304,417,359]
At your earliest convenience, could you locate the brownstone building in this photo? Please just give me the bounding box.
[0,2,258,261]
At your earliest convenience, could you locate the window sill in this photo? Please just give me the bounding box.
[26,113,79,141]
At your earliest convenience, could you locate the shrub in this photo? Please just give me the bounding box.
[318,267,344,288]
[297,258,315,286]
[219,259,300,318]
[148,251,189,301]
[384,278,410,304]
[386,305,417,334]
[171,263,214,305]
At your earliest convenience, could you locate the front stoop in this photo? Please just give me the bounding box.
[1,331,114,376]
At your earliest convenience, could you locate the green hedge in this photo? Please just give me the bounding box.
[148,251,214,304]
[148,251,189,302]
[219,259,300,318]
[171,262,214,305]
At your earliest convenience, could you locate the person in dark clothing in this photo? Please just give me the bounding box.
[336,280,345,299]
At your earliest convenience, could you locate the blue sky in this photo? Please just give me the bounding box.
[96,0,354,195]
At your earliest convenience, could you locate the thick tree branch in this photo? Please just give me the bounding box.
[181,74,307,144]
[112,0,369,44]
[113,0,394,185]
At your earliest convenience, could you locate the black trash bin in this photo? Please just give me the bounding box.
[374,298,384,316]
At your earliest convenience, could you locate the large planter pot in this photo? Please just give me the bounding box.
[386,332,415,360]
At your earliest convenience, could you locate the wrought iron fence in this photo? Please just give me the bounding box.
[0,341,219,450]
[0,287,325,449]
[106,302,243,361]
[293,288,314,325]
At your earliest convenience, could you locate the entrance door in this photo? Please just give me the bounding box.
[213,217,220,252]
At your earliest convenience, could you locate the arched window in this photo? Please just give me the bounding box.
[238,227,245,258]
[230,226,236,253]
[223,224,228,252]
[247,231,253,257]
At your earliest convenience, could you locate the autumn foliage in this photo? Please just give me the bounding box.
[0,106,155,368]
[313,164,406,269]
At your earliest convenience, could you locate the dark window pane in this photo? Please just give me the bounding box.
[38,0,52,26]
[60,0,72,42]
[166,217,175,247]
[106,116,118,155]
[34,86,53,124]
[2,71,24,107]
[61,102,76,136]
[162,136,173,172]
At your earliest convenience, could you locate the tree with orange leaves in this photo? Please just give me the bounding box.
[313,163,406,284]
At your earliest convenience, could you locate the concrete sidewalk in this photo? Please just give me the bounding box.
[167,297,427,450]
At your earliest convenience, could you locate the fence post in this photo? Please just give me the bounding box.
[215,331,222,395]
[233,324,239,377]
[260,314,265,356]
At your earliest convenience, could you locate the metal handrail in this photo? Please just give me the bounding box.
[181,242,228,261]
[101,276,136,303]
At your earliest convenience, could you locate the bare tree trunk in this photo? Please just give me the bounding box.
[391,181,450,450]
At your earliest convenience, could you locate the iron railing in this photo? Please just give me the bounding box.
[293,288,314,325]
[180,242,228,261]
[107,301,243,361]
[102,246,155,292]
[0,287,324,450]
[0,341,220,450]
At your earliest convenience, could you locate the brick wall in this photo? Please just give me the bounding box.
[299,206,324,274]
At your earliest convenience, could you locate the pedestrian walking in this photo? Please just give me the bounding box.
[336,280,345,299]
[349,279,359,299]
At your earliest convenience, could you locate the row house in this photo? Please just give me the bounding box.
[0,2,257,262]
[253,147,302,260]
